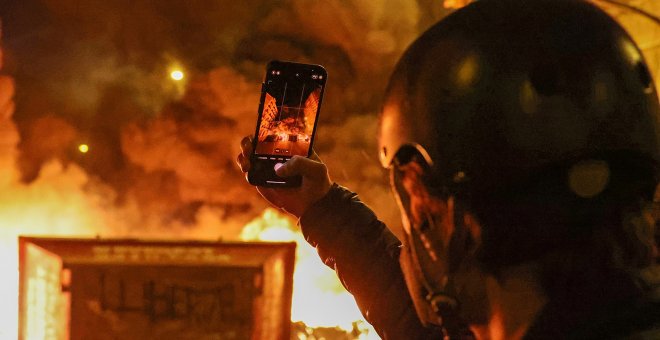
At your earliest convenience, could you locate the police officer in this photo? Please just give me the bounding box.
[238,0,660,338]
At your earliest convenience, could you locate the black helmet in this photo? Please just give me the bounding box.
[380,0,659,329]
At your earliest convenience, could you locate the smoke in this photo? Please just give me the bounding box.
[1,0,437,233]
[0,75,18,187]
[120,66,266,234]
[318,114,401,230]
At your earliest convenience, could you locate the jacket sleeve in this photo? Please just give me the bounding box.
[299,183,443,339]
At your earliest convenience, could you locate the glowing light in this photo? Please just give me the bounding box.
[444,0,472,9]
[241,209,379,338]
[77,144,89,154]
[0,161,107,340]
[170,70,184,81]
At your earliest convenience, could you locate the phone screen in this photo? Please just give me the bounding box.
[255,64,325,158]
[249,61,326,187]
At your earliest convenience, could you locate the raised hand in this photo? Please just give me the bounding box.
[237,135,333,218]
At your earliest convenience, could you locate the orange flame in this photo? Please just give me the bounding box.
[0,160,380,339]
[240,208,379,338]
[443,0,473,9]
[0,161,112,340]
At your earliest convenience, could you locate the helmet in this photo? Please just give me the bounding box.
[379,0,660,329]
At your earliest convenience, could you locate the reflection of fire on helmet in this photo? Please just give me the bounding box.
[379,0,659,331]
[443,0,473,9]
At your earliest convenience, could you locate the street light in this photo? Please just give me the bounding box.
[170,70,184,81]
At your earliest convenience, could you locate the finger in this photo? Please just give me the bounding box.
[240,135,253,158]
[236,153,250,172]
[276,155,326,179]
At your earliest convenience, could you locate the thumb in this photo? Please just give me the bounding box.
[276,155,326,179]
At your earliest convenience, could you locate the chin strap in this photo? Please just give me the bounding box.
[407,194,476,339]
[408,226,474,339]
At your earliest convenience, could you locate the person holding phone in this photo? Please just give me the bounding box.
[238,0,660,339]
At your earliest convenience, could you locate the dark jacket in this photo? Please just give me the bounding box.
[299,183,443,339]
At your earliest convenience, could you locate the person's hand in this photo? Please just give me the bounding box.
[237,135,333,218]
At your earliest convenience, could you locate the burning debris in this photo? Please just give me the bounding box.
[19,237,296,339]
[240,208,378,338]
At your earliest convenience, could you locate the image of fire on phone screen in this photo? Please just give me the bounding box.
[248,60,327,187]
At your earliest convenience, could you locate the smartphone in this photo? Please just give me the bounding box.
[248,60,327,187]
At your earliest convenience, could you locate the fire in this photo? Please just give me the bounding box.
[0,161,112,340]
[0,158,381,339]
[241,208,380,339]
[443,0,473,9]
